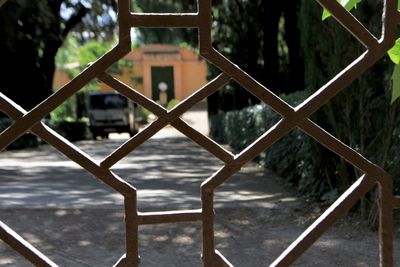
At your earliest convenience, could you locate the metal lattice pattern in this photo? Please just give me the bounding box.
[1,0,400,266]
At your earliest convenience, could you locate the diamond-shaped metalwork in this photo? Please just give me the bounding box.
[1,0,400,266]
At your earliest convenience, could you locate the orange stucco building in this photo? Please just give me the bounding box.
[54,44,208,102]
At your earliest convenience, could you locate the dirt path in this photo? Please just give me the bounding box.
[0,110,399,266]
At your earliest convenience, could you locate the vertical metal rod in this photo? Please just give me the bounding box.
[125,196,139,266]
[378,179,394,267]
[201,189,215,266]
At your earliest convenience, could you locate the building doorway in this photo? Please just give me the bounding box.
[151,66,175,103]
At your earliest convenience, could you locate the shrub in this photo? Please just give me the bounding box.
[208,90,400,201]
[135,105,151,124]
[166,99,180,110]
[49,119,89,142]
[208,113,228,144]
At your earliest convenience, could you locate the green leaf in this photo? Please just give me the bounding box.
[391,64,400,104]
[322,0,363,20]
[322,9,331,20]
[388,38,400,64]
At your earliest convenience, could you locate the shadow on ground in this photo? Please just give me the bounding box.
[0,136,297,211]
[1,208,399,266]
[1,137,400,266]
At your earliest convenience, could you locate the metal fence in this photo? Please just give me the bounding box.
[1,0,400,266]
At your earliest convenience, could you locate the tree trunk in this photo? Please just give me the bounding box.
[299,0,400,204]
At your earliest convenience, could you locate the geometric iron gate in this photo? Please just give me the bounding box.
[1,0,400,266]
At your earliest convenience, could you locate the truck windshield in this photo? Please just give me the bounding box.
[89,94,127,110]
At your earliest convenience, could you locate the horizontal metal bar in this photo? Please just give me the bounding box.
[0,221,58,267]
[138,209,202,225]
[130,13,199,28]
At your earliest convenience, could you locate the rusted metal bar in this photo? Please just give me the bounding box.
[316,0,379,48]
[270,175,376,267]
[130,13,199,28]
[201,188,216,266]
[0,92,136,197]
[100,73,230,168]
[295,51,381,122]
[201,187,233,267]
[98,73,234,164]
[138,209,202,225]
[0,44,130,152]
[118,0,131,46]
[113,254,127,267]
[34,124,137,196]
[202,118,298,190]
[1,0,399,265]
[299,119,391,183]
[214,250,233,267]
[124,197,139,267]
[0,221,58,267]
[171,119,235,164]
[0,0,8,8]
[98,73,167,114]
[378,179,394,267]
[197,0,212,50]
[200,48,294,117]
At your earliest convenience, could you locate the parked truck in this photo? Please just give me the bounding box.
[87,91,137,139]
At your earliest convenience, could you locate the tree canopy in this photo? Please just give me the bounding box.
[0,0,116,110]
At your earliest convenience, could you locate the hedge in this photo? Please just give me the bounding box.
[209,90,400,202]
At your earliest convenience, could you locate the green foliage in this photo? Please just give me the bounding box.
[166,99,180,110]
[133,0,197,46]
[322,0,362,20]
[51,97,77,122]
[77,41,110,67]
[210,84,400,200]
[388,38,400,64]
[48,119,89,141]
[54,37,136,121]
[391,64,400,104]
[389,39,400,103]
[57,35,135,78]
[134,106,151,124]
[321,0,400,103]
[302,0,400,205]
[210,91,329,198]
